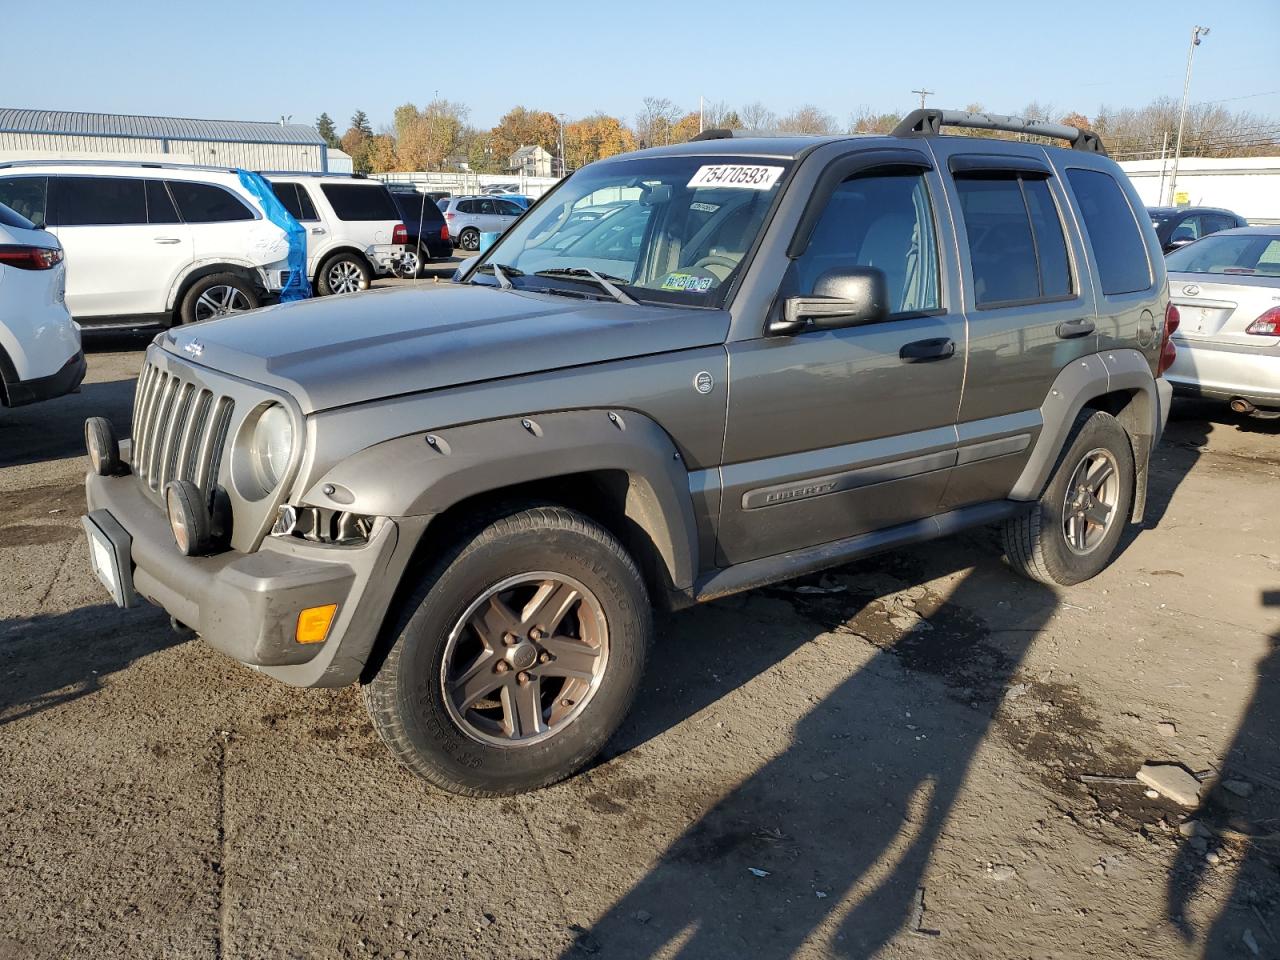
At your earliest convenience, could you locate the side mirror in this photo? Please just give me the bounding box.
[769,266,890,336]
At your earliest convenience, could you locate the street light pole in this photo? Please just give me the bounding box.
[1167,24,1209,206]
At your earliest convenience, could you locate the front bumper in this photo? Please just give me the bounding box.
[1,349,86,407]
[84,468,426,687]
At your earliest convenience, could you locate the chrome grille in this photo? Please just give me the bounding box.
[131,359,234,499]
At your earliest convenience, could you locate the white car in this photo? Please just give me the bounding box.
[0,201,84,406]
[265,174,406,295]
[0,161,295,326]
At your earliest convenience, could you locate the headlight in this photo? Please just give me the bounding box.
[250,403,293,491]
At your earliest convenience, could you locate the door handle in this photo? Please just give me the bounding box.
[311,227,327,235]
[1056,318,1096,339]
[899,337,956,362]
[153,237,181,244]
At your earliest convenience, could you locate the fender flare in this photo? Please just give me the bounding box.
[301,409,700,590]
[165,259,267,312]
[1010,348,1157,520]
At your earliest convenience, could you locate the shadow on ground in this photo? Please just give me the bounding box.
[567,540,1060,958]
[0,603,176,727]
[1166,588,1280,958]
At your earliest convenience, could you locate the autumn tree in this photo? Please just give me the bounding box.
[564,113,636,168]
[315,112,340,149]
[490,107,560,166]
[394,99,469,170]
[670,111,703,144]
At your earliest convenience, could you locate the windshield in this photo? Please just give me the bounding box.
[472,155,792,305]
[1165,234,1280,276]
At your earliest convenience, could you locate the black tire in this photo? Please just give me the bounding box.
[315,252,372,296]
[1003,409,1135,586]
[178,273,259,326]
[458,228,480,252]
[363,504,651,796]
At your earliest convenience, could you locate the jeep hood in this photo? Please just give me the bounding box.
[163,284,730,413]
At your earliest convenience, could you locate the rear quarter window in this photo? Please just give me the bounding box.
[1066,168,1152,296]
[319,183,398,221]
[169,181,255,223]
[0,177,47,227]
[0,200,35,231]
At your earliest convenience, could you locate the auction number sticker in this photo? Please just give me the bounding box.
[687,164,784,191]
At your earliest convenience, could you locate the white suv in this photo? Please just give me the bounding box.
[0,161,295,327]
[0,201,84,406]
[265,174,406,295]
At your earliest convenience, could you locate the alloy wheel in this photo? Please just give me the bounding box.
[193,285,251,322]
[1062,448,1120,554]
[327,260,365,294]
[440,572,609,747]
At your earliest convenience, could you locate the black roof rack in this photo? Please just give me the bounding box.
[892,109,1107,156]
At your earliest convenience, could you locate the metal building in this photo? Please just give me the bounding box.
[0,108,331,172]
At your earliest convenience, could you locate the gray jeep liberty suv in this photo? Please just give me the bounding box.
[82,110,1177,796]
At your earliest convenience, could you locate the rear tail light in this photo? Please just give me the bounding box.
[440,224,449,242]
[392,223,408,245]
[445,212,455,221]
[0,244,63,270]
[1245,306,1280,336]
[1158,302,1180,375]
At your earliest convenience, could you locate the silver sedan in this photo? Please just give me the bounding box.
[1164,226,1280,414]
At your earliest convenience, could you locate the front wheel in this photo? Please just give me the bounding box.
[363,505,651,796]
[1003,409,1135,586]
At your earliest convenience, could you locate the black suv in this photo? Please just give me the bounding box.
[389,189,453,275]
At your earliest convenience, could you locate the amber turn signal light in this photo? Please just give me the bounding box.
[296,604,337,644]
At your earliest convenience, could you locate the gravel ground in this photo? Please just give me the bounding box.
[0,289,1277,959]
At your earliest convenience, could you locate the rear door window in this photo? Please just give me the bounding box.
[168,181,255,223]
[954,172,1074,307]
[319,183,398,221]
[1065,168,1152,295]
[0,176,48,227]
[51,176,147,226]
[145,180,181,224]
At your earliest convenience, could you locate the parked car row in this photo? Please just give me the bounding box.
[0,161,408,327]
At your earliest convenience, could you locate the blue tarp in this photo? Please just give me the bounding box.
[235,169,312,302]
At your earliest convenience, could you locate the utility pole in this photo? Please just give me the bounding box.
[911,88,934,109]
[699,95,704,134]
[1168,25,1209,206]
[557,113,567,177]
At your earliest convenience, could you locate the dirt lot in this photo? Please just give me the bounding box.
[1,291,1277,959]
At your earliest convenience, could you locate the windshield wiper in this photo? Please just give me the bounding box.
[473,262,523,289]
[534,267,638,305]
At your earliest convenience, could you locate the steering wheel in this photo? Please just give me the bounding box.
[692,254,739,273]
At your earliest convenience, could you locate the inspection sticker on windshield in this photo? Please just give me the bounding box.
[687,164,784,191]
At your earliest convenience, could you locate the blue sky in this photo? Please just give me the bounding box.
[6,0,1279,132]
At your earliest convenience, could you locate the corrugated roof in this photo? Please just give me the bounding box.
[0,107,326,146]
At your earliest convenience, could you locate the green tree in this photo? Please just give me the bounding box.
[350,110,373,137]
[315,112,340,149]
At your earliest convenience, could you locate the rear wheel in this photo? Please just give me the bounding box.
[178,273,258,325]
[458,227,480,252]
[363,504,651,796]
[316,252,371,296]
[1003,409,1135,586]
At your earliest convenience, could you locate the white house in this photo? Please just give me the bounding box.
[507,144,553,178]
